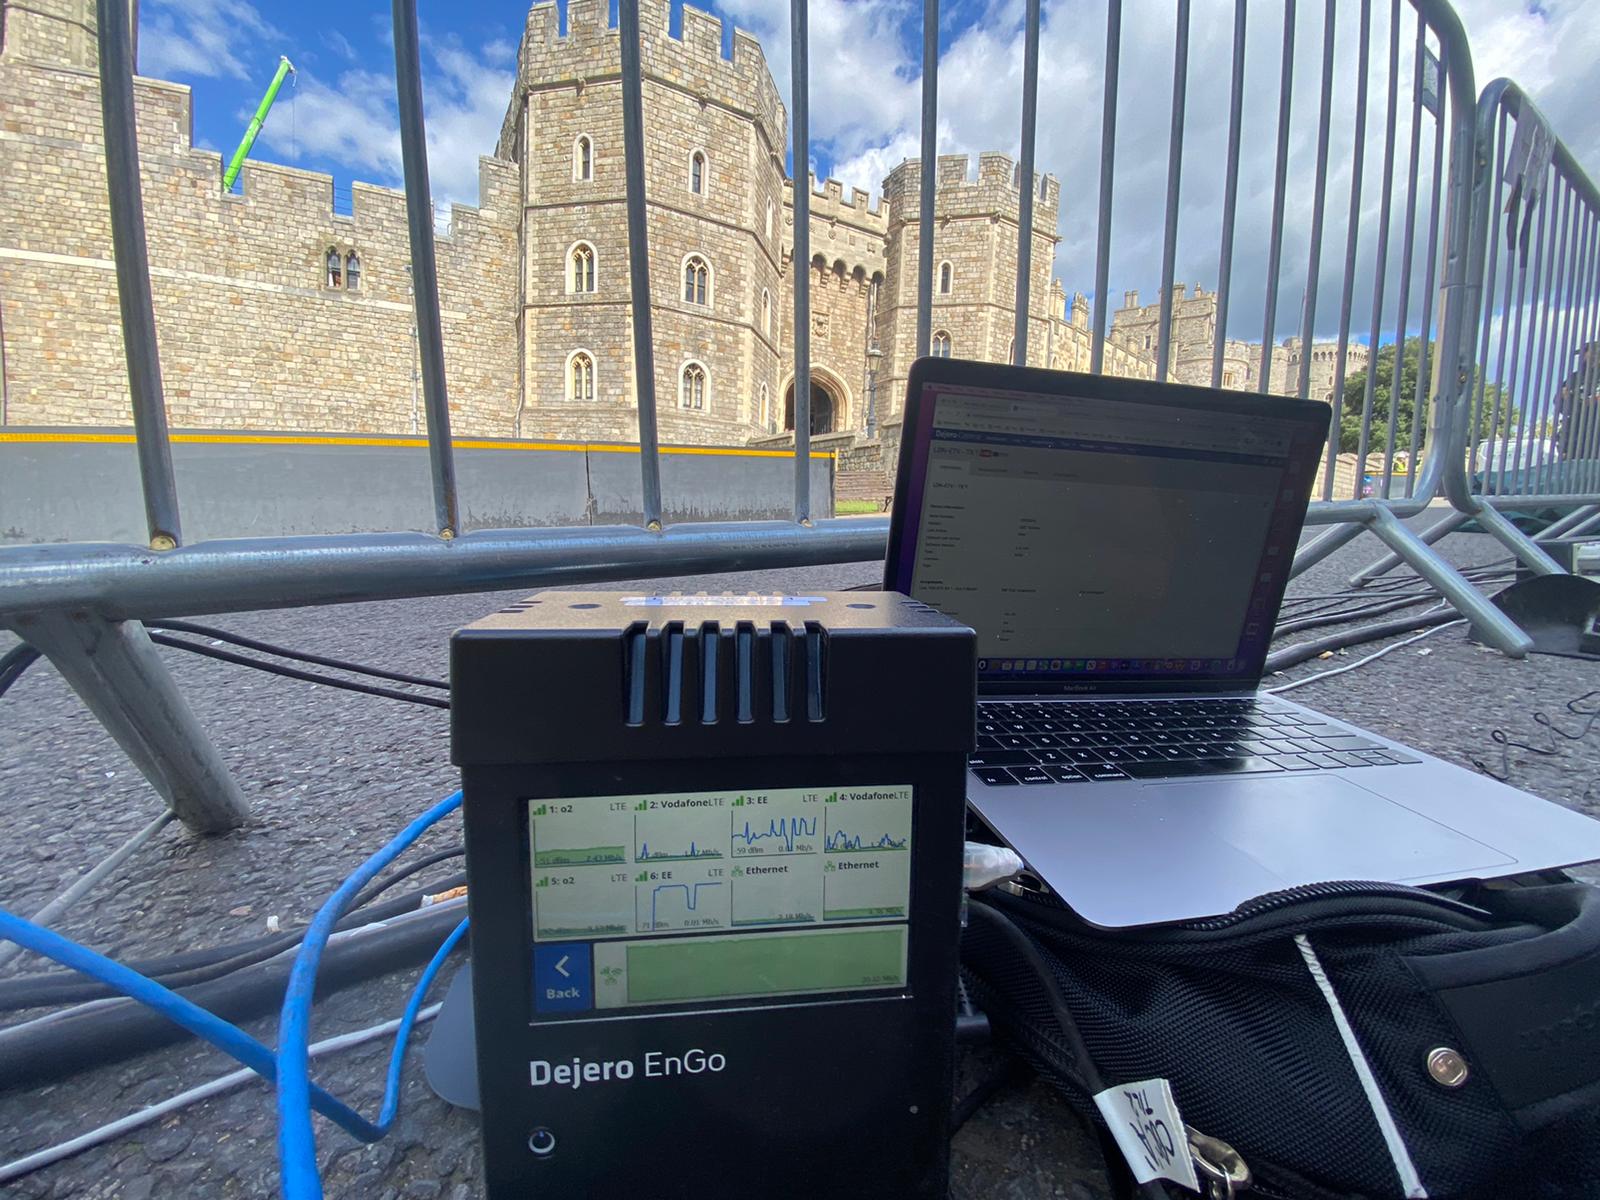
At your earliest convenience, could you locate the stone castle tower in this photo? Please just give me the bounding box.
[495,0,789,444]
[877,154,1060,422]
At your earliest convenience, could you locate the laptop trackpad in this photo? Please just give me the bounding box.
[1144,774,1515,882]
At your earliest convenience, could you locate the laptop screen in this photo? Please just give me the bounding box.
[887,380,1320,689]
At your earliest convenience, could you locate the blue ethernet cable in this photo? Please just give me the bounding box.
[277,788,465,1199]
[0,906,384,1142]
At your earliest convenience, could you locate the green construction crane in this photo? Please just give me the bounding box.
[222,56,295,192]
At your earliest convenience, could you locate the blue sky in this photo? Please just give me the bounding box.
[139,0,1600,343]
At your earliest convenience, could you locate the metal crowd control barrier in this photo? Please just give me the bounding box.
[1445,81,1600,564]
[0,0,1587,834]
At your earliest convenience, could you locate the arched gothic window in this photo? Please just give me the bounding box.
[344,251,361,291]
[325,247,342,288]
[680,361,708,410]
[567,350,595,401]
[689,150,707,196]
[574,135,593,182]
[568,242,597,294]
[932,330,952,358]
[938,261,953,295]
[683,255,710,306]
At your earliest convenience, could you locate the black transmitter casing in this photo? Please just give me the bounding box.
[452,591,975,1199]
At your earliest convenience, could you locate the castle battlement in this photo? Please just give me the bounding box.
[515,1,785,159]
[879,153,1060,233]
[785,176,887,229]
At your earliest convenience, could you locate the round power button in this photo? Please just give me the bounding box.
[528,1128,557,1158]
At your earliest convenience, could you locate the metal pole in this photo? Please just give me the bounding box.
[618,0,664,528]
[1407,44,1447,497]
[915,0,939,360]
[1154,0,1191,383]
[791,0,812,523]
[1321,0,1371,501]
[222,56,294,192]
[1090,0,1121,375]
[1297,0,1338,402]
[392,0,460,538]
[1211,0,1246,389]
[11,614,252,831]
[1012,0,1041,366]
[96,0,182,550]
[1355,0,1401,483]
[1383,15,1427,495]
[1258,0,1294,391]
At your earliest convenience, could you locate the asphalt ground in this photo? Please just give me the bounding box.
[1,516,1597,1198]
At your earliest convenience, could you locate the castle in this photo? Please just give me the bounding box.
[0,0,1362,453]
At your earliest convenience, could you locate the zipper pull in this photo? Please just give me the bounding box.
[1186,1125,1251,1199]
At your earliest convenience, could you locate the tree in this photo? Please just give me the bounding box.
[1337,338,1423,455]
[1338,336,1515,457]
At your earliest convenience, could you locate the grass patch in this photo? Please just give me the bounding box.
[835,498,887,515]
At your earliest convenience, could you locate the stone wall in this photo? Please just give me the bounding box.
[0,50,520,432]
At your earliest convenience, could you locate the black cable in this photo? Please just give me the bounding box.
[148,633,449,709]
[965,898,1169,1200]
[0,866,465,1012]
[347,847,465,912]
[1272,590,1447,638]
[0,644,42,700]
[1265,607,1460,675]
[150,620,449,690]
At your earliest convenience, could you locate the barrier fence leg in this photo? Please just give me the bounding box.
[1290,521,1368,579]
[1535,504,1600,541]
[8,614,250,833]
[1346,509,1470,587]
[1367,507,1534,657]
[1565,509,1600,538]
[1471,504,1565,577]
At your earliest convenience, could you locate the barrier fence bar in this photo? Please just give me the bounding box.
[916,0,939,360]
[1011,0,1041,365]
[1406,40,1447,497]
[391,0,460,538]
[1299,0,1338,410]
[1257,0,1295,393]
[790,0,811,522]
[1322,0,1371,501]
[1381,16,1428,496]
[95,0,181,550]
[1088,0,1120,375]
[1355,0,1402,483]
[617,0,664,529]
[1210,0,1247,390]
[1153,0,1190,383]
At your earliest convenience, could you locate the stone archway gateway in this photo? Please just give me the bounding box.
[783,373,841,436]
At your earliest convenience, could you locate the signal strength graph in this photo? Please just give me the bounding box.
[642,880,724,932]
[731,815,818,854]
[824,828,908,852]
[636,839,722,862]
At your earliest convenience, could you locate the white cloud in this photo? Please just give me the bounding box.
[321,29,358,64]
[252,34,514,210]
[734,0,1600,346]
[139,0,281,81]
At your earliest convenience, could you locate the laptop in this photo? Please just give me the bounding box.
[884,358,1600,928]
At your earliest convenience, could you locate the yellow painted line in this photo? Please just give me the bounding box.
[0,430,834,459]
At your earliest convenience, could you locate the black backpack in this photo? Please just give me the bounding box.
[960,880,1600,1199]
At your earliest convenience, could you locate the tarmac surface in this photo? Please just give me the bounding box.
[1,517,1597,1198]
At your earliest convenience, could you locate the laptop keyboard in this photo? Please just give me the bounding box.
[970,697,1423,786]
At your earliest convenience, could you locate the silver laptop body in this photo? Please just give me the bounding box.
[884,359,1600,928]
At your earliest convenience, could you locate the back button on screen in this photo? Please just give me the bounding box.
[533,943,592,1013]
